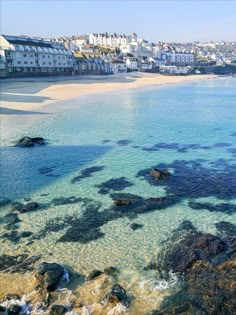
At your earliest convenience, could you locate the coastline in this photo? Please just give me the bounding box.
[0,73,218,117]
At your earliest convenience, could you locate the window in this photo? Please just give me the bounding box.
[58,56,61,59]
[43,62,46,65]
[49,62,51,65]
[43,55,45,58]
[31,61,34,64]
[30,55,33,57]
[17,61,21,64]
[23,54,27,57]
[24,61,28,64]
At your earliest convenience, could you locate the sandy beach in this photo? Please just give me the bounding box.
[0,73,218,116]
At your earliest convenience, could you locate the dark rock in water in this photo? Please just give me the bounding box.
[216,221,236,237]
[16,136,45,147]
[116,139,132,146]
[35,262,66,292]
[150,168,170,180]
[40,193,49,197]
[21,231,33,238]
[71,166,105,183]
[130,223,143,231]
[23,197,31,202]
[106,284,130,306]
[104,266,119,279]
[49,305,67,315]
[189,201,236,215]
[16,136,33,147]
[12,202,39,213]
[149,221,236,315]
[0,254,41,273]
[114,199,132,206]
[96,177,133,195]
[102,140,111,144]
[7,304,22,315]
[87,269,103,280]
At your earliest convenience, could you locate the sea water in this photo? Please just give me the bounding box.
[0,77,236,313]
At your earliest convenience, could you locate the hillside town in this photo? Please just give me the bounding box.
[0,32,236,78]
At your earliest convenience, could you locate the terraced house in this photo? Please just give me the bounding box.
[0,35,74,77]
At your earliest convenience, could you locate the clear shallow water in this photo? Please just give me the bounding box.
[0,77,236,313]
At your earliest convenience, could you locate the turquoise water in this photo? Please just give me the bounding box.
[0,77,236,313]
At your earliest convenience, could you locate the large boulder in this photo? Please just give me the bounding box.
[16,136,45,147]
[106,284,130,307]
[150,168,170,180]
[12,202,39,213]
[35,262,66,292]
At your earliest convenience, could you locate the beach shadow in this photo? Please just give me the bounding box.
[0,93,53,103]
[0,144,111,200]
[0,107,52,115]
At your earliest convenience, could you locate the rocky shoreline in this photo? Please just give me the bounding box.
[0,218,235,315]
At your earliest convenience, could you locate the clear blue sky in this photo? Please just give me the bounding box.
[1,0,236,42]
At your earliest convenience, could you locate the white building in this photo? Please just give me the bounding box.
[110,60,127,74]
[161,51,196,66]
[0,35,74,77]
[125,57,138,70]
[159,65,192,75]
[89,33,135,47]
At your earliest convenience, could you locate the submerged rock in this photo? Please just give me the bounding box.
[7,304,22,315]
[114,200,132,206]
[150,168,170,180]
[0,254,41,273]
[130,223,143,231]
[87,269,104,281]
[35,262,67,292]
[12,202,40,214]
[16,136,45,147]
[71,166,105,183]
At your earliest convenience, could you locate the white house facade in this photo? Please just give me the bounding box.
[0,35,74,77]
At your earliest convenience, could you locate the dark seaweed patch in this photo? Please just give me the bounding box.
[137,159,236,201]
[2,230,33,243]
[102,140,111,144]
[59,194,174,243]
[142,142,211,153]
[116,140,133,146]
[96,177,134,195]
[215,221,236,237]
[38,166,56,175]
[71,166,105,183]
[230,132,236,137]
[188,201,236,215]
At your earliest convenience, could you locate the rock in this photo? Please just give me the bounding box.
[0,198,11,208]
[106,284,130,307]
[87,269,104,280]
[104,266,119,279]
[16,136,45,147]
[149,221,236,315]
[7,304,22,315]
[0,254,41,273]
[114,200,132,206]
[5,294,20,300]
[49,304,67,315]
[12,202,39,213]
[35,262,66,292]
[130,223,143,230]
[150,168,170,180]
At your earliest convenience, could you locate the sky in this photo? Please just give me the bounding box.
[1,0,236,42]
